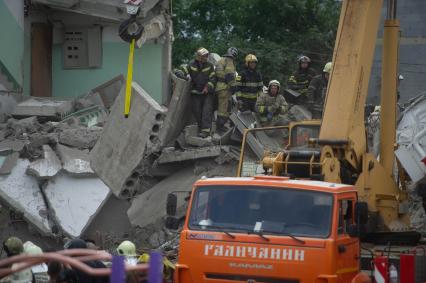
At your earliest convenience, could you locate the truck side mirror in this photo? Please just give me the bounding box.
[165,216,180,230]
[355,202,368,225]
[166,193,177,216]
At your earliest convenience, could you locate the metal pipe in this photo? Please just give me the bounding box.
[387,0,397,20]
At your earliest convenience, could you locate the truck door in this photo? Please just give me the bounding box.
[336,199,359,282]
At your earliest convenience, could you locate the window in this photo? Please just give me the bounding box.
[189,185,334,238]
[338,199,353,234]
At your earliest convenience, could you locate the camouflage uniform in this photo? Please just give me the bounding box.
[255,91,290,127]
[215,56,237,128]
[307,74,328,119]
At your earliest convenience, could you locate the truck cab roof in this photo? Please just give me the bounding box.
[194,175,356,195]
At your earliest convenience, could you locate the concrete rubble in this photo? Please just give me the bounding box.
[56,144,94,176]
[59,126,103,149]
[157,74,191,147]
[12,97,74,120]
[90,82,166,199]
[26,145,61,179]
[44,173,110,238]
[156,146,225,164]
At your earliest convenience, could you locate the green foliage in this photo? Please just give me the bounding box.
[172,0,341,85]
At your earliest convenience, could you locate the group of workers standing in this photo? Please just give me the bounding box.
[175,47,333,138]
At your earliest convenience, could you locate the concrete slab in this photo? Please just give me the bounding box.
[127,161,237,228]
[156,146,225,164]
[90,82,166,198]
[0,159,51,235]
[56,144,94,176]
[44,173,111,238]
[230,113,264,159]
[90,75,125,109]
[12,98,74,120]
[26,145,61,179]
[0,152,19,175]
[0,139,26,152]
[59,126,103,149]
[158,74,191,147]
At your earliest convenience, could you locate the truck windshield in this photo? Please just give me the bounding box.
[189,186,333,238]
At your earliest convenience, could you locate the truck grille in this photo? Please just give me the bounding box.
[205,273,299,283]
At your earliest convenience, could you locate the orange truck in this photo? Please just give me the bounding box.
[172,176,367,283]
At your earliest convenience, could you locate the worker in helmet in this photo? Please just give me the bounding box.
[215,47,238,133]
[117,240,138,265]
[235,54,264,112]
[1,237,33,283]
[287,55,317,97]
[138,253,175,283]
[307,62,332,119]
[187,47,216,138]
[24,241,49,283]
[255,80,290,127]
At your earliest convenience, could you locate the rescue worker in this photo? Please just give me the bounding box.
[138,253,175,283]
[307,62,332,119]
[24,241,49,283]
[64,238,108,283]
[255,80,289,127]
[287,55,317,97]
[235,54,263,112]
[116,240,138,265]
[1,237,33,283]
[188,47,216,138]
[215,47,238,133]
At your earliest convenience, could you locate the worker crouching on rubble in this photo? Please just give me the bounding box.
[255,80,290,129]
[188,47,216,138]
[235,54,264,112]
[307,61,332,119]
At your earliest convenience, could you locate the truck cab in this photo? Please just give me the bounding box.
[173,176,367,283]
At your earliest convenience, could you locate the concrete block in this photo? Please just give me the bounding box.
[59,126,103,149]
[56,144,94,176]
[0,159,51,235]
[90,75,125,109]
[44,173,110,238]
[156,146,225,164]
[184,124,213,147]
[12,98,74,120]
[26,145,61,179]
[90,82,166,198]
[158,74,191,147]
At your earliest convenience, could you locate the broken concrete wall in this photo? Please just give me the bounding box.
[26,145,61,180]
[157,74,191,147]
[90,83,166,199]
[12,98,74,120]
[44,173,110,238]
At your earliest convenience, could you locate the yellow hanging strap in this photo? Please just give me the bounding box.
[124,38,136,118]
